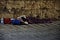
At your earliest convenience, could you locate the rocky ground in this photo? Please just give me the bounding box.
[0,21,60,40]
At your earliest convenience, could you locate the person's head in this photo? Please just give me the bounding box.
[21,17,25,19]
[21,17,26,21]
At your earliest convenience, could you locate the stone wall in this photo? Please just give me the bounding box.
[0,0,60,19]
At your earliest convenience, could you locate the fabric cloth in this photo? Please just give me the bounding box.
[1,18,4,24]
[24,21,28,24]
[11,19,21,25]
[4,18,11,24]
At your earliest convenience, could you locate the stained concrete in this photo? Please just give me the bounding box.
[0,21,60,40]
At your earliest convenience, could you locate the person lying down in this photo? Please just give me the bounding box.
[17,15,28,25]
